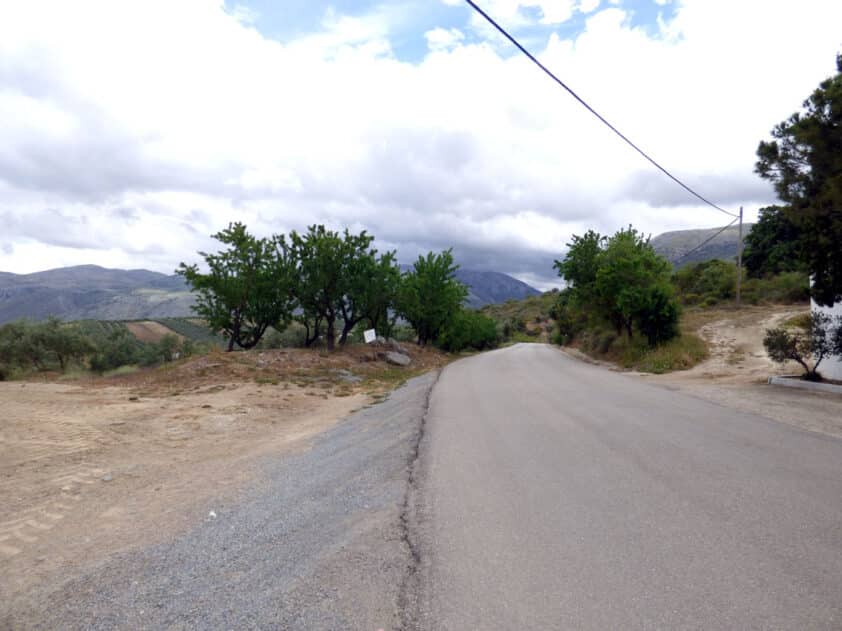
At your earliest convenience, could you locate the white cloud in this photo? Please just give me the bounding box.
[226,3,259,25]
[579,0,601,13]
[425,27,466,51]
[1,0,841,286]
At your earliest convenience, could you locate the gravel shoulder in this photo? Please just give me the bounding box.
[3,371,438,630]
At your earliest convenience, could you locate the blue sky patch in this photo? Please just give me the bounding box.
[226,0,678,62]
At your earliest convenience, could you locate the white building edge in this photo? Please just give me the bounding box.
[811,298,842,380]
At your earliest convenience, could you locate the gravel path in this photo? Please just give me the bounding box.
[9,372,437,631]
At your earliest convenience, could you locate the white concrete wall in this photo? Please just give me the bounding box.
[811,298,842,380]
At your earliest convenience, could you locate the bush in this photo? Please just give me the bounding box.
[437,309,498,352]
[636,285,680,346]
[763,311,842,381]
[260,322,308,349]
[90,328,146,372]
[673,260,736,306]
[597,331,617,354]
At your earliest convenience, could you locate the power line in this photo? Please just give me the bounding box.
[463,0,738,219]
[673,218,739,264]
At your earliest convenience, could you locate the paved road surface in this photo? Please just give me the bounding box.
[412,344,842,630]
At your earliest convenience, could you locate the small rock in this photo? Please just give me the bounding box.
[208,510,217,519]
[388,339,409,355]
[384,351,411,367]
[201,404,212,409]
[128,396,139,402]
[101,473,113,482]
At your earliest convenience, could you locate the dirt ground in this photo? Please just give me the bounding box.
[641,305,842,439]
[0,343,447,613]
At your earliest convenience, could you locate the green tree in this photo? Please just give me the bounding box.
[398,250,468,346]
[635,284,680,346]
[742,206,805,278]
[594,226,674,340]
[357,251,401,338]
[0,320,37,372]
[755,54,842,305]
[34,317,95,371]
[90,327,144,372]
[337,240,400,345]
[178,223,297,352]
[553,230,604,306]
[288,225,392,351]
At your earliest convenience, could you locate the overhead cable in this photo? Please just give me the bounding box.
[463,0,738,219]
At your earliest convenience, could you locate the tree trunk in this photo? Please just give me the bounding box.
[339,318,360,346]
[326,317,335,352]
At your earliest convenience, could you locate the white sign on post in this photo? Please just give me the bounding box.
[363,329,377,344]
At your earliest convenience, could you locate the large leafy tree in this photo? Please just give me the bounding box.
[553,230,604,306]
[288,225,397,351]
[755,54,842,305]
[398,249,468,346]
[178,223,297,351]
[355,250,402,338]
[594,227,674,338]
[742,205,805,278]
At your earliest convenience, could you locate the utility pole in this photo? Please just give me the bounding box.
[736,206,743,309]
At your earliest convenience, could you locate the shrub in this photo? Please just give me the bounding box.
[260,322,308,349]
[635,284,680,346]
[674,260,737,306]
[597,331,617,354]
[437,309,498,352]
[90,327,146,372]
[763,311,842,381]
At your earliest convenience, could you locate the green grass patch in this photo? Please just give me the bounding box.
[101,365,141,377]
[620,334,709,374]
[577,327,708,374]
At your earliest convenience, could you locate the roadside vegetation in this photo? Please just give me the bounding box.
[763,311,842,382]
[0,318,202,380]
[548,226,698,374]
[0,224,502,380]
[545,222,819,374]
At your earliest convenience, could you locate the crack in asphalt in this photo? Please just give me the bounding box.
[397,368,441,631]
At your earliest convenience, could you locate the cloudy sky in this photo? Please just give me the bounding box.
[1,0,840,288]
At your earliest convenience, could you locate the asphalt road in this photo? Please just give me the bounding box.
[411,344,842,630]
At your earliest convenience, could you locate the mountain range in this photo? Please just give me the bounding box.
[0,264,540,324]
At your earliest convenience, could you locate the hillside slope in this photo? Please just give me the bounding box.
[0,264,540,323]
[651,224,752,267]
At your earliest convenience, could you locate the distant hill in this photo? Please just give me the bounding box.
[0,264,540,323]
[453,269,541,308]
[0,265,194,323]
[399,266,540,308]
[651,224,753,267]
